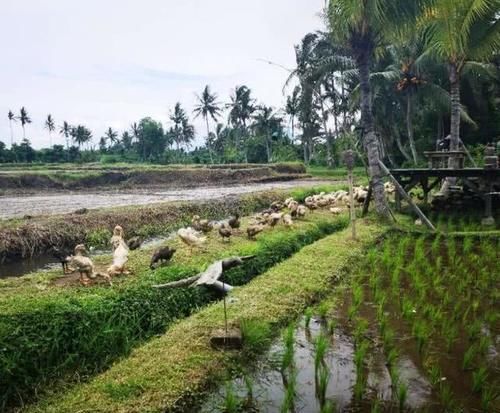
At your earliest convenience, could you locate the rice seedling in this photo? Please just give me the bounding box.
[352,284,363,309]
[462,344,477,371]
[353,317,368,345]
[315,364,330,407]
[223,382,239,413]
[438,382,455,410]
[412,319,429,355]
[386,348,398,368]
[426,362,442,387]
[281,324,295,372]
[314,333,329,373]
[240,319,272,355]
[280,368,297,413]
[317,301,330,320]
[371,399,382,413]
[401,297,414,320]
[397,382,408,412]
[354,340,369,376]
[389,365,400,388]
[472,366,488,393]
[327,319,336,336]
[481,385,500,411]
[462,237,474,255]
[320,400,336,413]
[478,335,492,355]
[304,308,313,328]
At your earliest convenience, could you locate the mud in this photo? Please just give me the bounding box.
[0,179,331,220]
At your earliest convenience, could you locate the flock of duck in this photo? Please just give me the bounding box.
[50,184,395,286]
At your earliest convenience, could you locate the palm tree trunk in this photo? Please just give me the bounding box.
[406,93,418,164]
[22,125,26,139]
[9,121,13,147]
[441,63,461,193]
[319,94,333,168]
[357,50,390,218]
[266,133,272,163]
[205,116,214,164]
[395,133,412,163]
[291,117,295,141]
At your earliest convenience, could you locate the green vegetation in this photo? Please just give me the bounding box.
[23,219,384,412]
[0,212,348,409]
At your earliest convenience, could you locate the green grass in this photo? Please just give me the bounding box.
[0,212,348,410]
[24,218,385,413]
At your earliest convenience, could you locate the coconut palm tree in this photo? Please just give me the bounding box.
[59,121,71,149]
[104,127,119,147]
[45,114,55,147]
[17,107,31,139]
[7,110,15,147]
[285,86,301,140]
[327,0,421,217]
[422,0,500,170]
[193,85,222,163]
[227,85,255,162]
[251,105,283,162]
[71,125,92,149]
[169,103,195,151]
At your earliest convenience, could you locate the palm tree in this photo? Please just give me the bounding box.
[193,85,222,163]
[130,122,144,159]
[422,0,500,170]
[59,121,71,149]
[45,114,55,147]
[169,103,195,151]
[327,0,419,217]
[17,107,31,139]
[71,125,92,148]
[7,110,15,147]
[251,106,282,162]
[227,85,255,162]
[285,86,301,140]
[104,127,119,147]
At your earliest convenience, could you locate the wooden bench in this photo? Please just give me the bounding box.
[424,151,466,169]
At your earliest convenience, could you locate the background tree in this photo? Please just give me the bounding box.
[193,85,222,163]
[251,105,283,162]
[227,85,255,162]
[285,86,301,141]
[169,103,194,151]
[45,114,55,147]
[59,121,71,149]
[104,127,118,148]
[7,110,15,147]
[327,0,420,217]
[71,125,93,149]
[422,0,500,171]
[17,107,31,139]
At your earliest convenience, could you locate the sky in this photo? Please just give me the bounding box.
[0,0,325,149]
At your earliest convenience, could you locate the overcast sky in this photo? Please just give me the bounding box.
[0,0,325,149]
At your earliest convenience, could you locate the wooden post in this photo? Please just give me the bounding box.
[362,182,373,217]
[343,150,356,240]
[378,161,436,232]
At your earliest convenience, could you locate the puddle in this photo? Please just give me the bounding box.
[0,232,176,278]
[0,179,333,219]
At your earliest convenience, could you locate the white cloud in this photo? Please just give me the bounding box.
[0,0,324,148]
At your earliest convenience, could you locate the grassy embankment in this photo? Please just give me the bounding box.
[0,207,348,410]
[24,217,385,413]
[0,162,307,191]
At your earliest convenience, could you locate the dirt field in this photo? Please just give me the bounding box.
[0,179,332,219]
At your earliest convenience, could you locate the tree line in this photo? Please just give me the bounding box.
[2,1,499,203]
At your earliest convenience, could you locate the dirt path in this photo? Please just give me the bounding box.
[0,179,335,219]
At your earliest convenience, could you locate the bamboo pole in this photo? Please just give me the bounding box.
[378,160,436,231]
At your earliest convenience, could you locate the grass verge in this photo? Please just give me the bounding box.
[0,211,348,410]
[25,217,385,413]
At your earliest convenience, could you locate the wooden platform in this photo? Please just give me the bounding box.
[388,167,499,221]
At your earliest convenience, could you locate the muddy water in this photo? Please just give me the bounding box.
[0,232,176,278]
[0,179,333,219]
[200,317,434,413]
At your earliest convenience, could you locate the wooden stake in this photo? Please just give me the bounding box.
[378,160,436,232]
[348,170,356,239]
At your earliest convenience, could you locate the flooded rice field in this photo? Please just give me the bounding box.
[0,179,332,219]
[202,234,499,412]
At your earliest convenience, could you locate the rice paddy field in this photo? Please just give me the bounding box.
[0,180,498,412]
